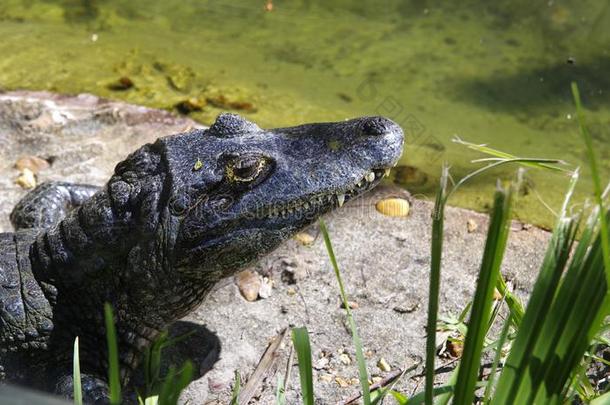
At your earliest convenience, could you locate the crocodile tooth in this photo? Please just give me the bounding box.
[365,171,375,182]
[356,180,362,187]
[337,194,345,207]
[304,202,310,209]
[384,168,391,177]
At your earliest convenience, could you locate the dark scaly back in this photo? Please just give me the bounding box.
[0,230,54,382]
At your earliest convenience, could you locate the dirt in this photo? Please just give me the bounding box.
[0,91,550,404]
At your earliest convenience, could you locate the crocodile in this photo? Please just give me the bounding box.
[0,113,404,403]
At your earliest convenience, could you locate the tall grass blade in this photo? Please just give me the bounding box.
[529,221,608,402]
[425,165,448,405]
[157,361,194,405]
[104,303,121,405]
[571,82,610,286]
[453,181,514,405]
[452,137,568,172]
[319,219,371,404]
[144,330,168,397]
[73,337,82,405]
[483,315,511,404]
[494,274,524,327]
[492,172,580,404]
[229,371,241,405]
[291,327,314,405]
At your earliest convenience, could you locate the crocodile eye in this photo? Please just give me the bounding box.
[226,156,269,183]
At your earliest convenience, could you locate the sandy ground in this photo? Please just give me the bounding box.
[0,92,550,404]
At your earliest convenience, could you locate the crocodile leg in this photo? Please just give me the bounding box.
[10,182,100,231]
[55,372,110,405]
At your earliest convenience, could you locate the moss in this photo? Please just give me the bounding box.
[1,0,608,228]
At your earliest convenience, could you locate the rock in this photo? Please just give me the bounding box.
[235,270,261,302]
[280,258,307,284]
[258,277,273,299]
[206,94,257,113]
[339,353,351,365]
[377,358,391,372]
[334,376,350,388]
[393,297,420,314]
[375,197,410,217]
[293,232,315,246]
[467,218,478,233]
[175,98,205,114]
[107,77,134,91]
[319,373,333,383]
[14,156,50,174]
[340,301,359,310]
[314,356,330,370]
[446,340,463,358]
[15,168,36,189]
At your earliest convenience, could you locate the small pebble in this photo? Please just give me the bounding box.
[235,270,261,302]
[447,340,463,358]
[293,232,315,245]
[467,218,478,233]
[14,156,50,174]
[314,356,330,370]
[340,301,359,310]
[319,373,333,383]
[258,277,273,299]
[15,168,36,189]
[339,353,351,365]
[335,376,350,388]
[107,76,134,91]
[175,98,205,114]
[377,358,391,372]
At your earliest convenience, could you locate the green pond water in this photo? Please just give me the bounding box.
[1,0,610,228]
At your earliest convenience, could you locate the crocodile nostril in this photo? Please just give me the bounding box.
[360,117,390,136]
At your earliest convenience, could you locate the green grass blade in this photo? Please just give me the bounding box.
[73,337,82,405]
[319,219,371,404]
[495,274,524,327]
[436,365,459,405]
[409,385,455,404]
[453,182,514,405]
[483,315,511,404]
[291,327,314,405]
[276,374,286,405]
[156,361,194,405]
[591,390,610,405]
[158,366,176,405]
[529,228,608,402]
[492,174,580,405]
[571,82,610,288]
[452,137,568,172]
[104,303,121,405]
[144,331,168,397]
[390,390,409,405]
[167,361,194,405]
[229,371,241,405]
[425,164,448,405]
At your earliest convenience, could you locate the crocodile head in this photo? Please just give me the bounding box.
[158,113,404,279]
